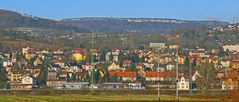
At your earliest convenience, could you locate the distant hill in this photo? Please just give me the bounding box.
[61,17,229,34]
[0,9,89,33]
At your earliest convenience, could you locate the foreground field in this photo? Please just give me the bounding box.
[0,94,223,102]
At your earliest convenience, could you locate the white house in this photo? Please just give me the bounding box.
[223,45,239,52]
[64,82,89,89]
[192,71,201,82]
[3,61,13,67]
[221,60,230,68]
[46,79,67,89]
[108,62,121,71]
[82,64,94,71]
[22,75,33,85]
[9,75,34,90]
[177,77,189,90]
[22,47,30,55]
[105,52,112,62]
[166,64,174,71]
[105,51,119,62]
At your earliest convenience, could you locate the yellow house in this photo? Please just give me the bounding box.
[231,61,239,69]
[72,53,85,62]
[7,71,23,82]
[33,69,41,77]
[40,50,49,54]
[72,48,86,62]
[34,58,42,66]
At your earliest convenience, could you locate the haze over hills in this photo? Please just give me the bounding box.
[0,9,89,33]
[0,9,230,34]
[61,17,229,34]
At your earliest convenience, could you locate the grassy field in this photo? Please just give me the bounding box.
[0,38,71,50]
[0,94,223,102]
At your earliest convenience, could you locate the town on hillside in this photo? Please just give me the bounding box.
[0,43,239,91]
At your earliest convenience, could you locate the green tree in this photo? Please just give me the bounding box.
[192,58,197,68]
[79,44,85,48]
[110,74,118,82]
[130,52,139,63]
[0,42,3,51]
[94,70,101,83]
[139,44,144,50]
[184,56,190,76]
[102,70,109,82]
[195,61,216,96]
[37,66,47,86]
[118,51,125,67]
[0,67,7,82]
[218,47,225,57]
[84,54,91,63]
[91,55,97,62]
[136,75,146,86]
[99,48,106,61]
[83,73,90,82]
[129,62,137,71]
[67,73,76,82]
[109,52,113,61]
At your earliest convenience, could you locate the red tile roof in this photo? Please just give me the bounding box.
[232,55,239,62]
[109,72,137,77]
[145,71,176,77]
[208,54,217,59]
[221,77,238,81]
[74,48,83,53]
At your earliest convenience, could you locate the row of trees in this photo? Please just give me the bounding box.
[183,55,218,96]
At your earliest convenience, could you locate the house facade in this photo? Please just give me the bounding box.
[46,79,67,89]
[177,77,189,90]
[222,77,238,90]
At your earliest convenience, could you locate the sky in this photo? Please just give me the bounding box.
[0,0,239,22]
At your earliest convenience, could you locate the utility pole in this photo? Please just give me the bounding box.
[176,34,180,102]
[150,43,165,101]
[157,48,160,102]
[176,46,179,102]
[189,56,192,98]
[91,32,94,95]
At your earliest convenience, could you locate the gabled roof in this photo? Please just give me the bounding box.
[232,55,239,62]
[109,72,137,77]
[221,77,238,81]
[75,72,84,77]
[145,71,176,77]
[208,54,218,59]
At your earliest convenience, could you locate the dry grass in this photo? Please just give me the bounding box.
[0,38,71,50]
[0,94,223,102]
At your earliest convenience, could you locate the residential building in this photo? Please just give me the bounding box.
[222,77,238,90]
[177,77,189,90]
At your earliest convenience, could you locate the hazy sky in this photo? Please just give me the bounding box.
[0,0,239,22]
